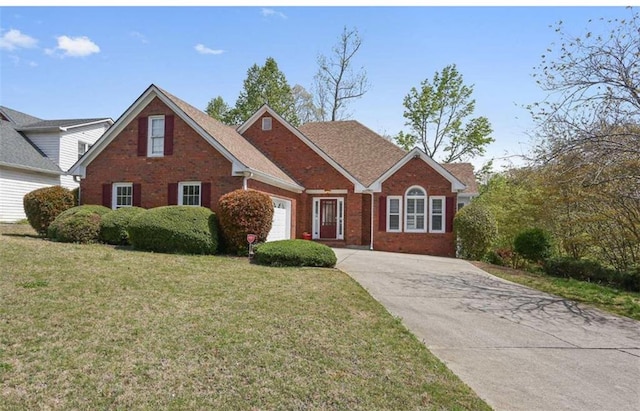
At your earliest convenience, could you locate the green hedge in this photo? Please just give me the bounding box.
[254,240,337,267]
[514,228,552,262]
[128,206,218,254]
[23,186,75,235]
[544,257,640,292]
[100,207,146,245]
[218,189,274,254]
[47,205,112,243]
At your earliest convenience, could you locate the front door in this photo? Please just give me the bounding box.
[319,199,337,239]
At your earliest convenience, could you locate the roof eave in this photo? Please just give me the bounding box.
[0,161,63,176]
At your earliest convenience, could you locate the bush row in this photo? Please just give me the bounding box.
[254,240,336,267]
[543,257,640,292]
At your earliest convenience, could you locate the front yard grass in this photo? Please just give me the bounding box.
[1,224,489,410]
[473,261,640,321]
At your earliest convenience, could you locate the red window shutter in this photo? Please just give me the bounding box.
[378,195,387,231]
[168,183,178,205]
[137,117,147,156]
[446,196,455,233]
[201,182,211,208]
[164,115,174,155]
[133,183,142,207]
[102,183,112,208]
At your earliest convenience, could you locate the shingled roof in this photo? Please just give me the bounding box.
[0,106,110,131]
[441,163,479,195]
[156,87,300,188]
[299,120,407,187]
[0,120,62,174]
[0,106,43,127]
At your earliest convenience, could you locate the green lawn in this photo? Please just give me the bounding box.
[473,261,640,321]
[0,224,489,410]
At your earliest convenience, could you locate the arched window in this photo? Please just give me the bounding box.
[405,186,427,232]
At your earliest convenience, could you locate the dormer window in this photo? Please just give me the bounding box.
[262,117,272,131]
[78,141,91,160]
[148,115,165,156]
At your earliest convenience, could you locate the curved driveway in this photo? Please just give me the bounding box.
[334,248,640,411]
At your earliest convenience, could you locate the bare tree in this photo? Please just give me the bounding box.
[314,26,370,121]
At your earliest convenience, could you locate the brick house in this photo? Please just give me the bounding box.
[70,84,478,257]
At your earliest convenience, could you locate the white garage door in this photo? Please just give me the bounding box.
[267,198,291,242]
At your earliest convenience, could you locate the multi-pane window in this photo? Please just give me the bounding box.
[179,182,201,206]
[387,196,402,232]
[148,115,165,156]
[78,141,90,160]
[405,187,426,232]
[430,196,446,233]
[113,183,133,209]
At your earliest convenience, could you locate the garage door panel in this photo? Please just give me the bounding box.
[267,198,291,242]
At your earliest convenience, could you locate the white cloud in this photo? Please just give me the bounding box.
[130,31,148,44]
[47,35,100,58]
[194,43,224,55]
[0,29,38,51]
[261,8,287,19]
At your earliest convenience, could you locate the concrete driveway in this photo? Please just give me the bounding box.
[334,248,640,411]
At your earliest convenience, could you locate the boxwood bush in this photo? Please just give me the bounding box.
[218,189,274,254]
[127,206,218,254]
[254,240,337,267]
[47,205,112,243]
[454,202,497,260]
[23,185,75,235]
[100,207,146,245]
[544,257,640,292]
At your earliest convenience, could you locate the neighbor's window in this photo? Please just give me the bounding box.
[387,196,402,232]
[148,115,165,156]
[78,141,91,160]
[179,182,201,206]
[405,186,426,232]
[262,117,272,131]
[113,183,133,209]
[430,196,446,233]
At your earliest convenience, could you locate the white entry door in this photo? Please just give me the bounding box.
[267,197,291,242]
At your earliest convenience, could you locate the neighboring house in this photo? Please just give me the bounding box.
[0,106,112,222]
[70,84,479,257]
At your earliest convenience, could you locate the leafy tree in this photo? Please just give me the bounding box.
[225,57,299,126]
[395,64,494,163]
[314,26,370,121]
[514,228,552,263]
[205,96,230,122]
[454,201,498,260]
[292,84,321,124]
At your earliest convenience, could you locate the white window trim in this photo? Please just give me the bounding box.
[386,196,402,232]
[405,186,427,233]
[429,196,446,234]
[147,115,165,157]
[311,197,345,240]
[262,117,272,131]
[112,182,133,210]
[178,181,201,206]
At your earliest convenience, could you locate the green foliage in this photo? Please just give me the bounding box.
[100,207,146,245]
[218,189,274,254]
[23,185,75,235]
[70,187,79,206]
[127,206,218,255]
[205,96,230,122]
[544,257,640,292]
[224,57,299,126]
[396,64,494,162]
[454,202,497,260]
[514,228,552,262]
[254,240,337,267]
[47,205,112,243]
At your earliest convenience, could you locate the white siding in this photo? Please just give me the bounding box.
[24,132,60,164]
[59,124,109,189]
[0,166,60,222]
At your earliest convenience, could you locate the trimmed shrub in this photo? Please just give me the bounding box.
[454,202,497,260]
[23,186,75,235]
[47,205,112,243]
[514,228,552,262]
[254,240,337,267]
[218,189,274,254]
[100,207,146,245]
[543,257,640,292]
[128,206,218,254]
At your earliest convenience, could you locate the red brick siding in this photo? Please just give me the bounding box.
[373,158,457,257]
[80,97,242,211]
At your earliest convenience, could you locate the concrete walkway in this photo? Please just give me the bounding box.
[334,248,640,411]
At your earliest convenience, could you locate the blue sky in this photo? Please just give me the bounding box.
[0,6,632,169]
